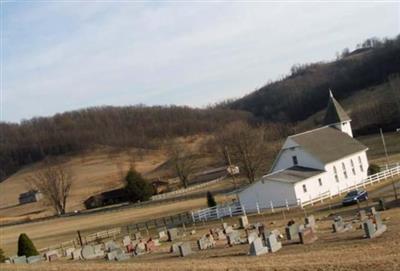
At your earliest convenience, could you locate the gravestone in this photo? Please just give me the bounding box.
[104,240,119,252]
[305,215,316,230]
[359,210,367,221]
[11,255,27,264]
[222,222,228,230]
[378,198,386,211]
[227,231,241,246]
[81,245,97,260]
[146,239,156,252]
[158,229,167,241]
[249,237,268,256]
[285,223,299,241]
[239,215,249,229]
[72,248,82,260]
[64,247,75,258]
[247,231,258,244]
[224,225,234,234]
[178,242,192,257]
[370,207,377,215]
[135,241,146,255]
[197,234,215,250]
[123,235,132,247]
[265,233,282,253]
[364,212,387,239]
[216,230,226,240]
[299,227,318,244]
[45,250,58,261]
[115,252,130,261]
[133,232,142,240]
[107,250,118,261]
[167,228,179,241]
[27,255,42,264]
[170,242,183,254]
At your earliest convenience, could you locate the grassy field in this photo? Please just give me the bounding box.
[0,179,399,271]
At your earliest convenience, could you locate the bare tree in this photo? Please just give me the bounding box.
[26,161,73,215]
[168,140,197,188]
[213,121,282,184]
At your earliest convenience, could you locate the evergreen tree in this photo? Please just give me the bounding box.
[206,191,217,207]
[17,233,39,257]
[0,248,6,263]
[125,167,153,202]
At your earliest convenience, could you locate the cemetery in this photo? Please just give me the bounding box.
[2,199,398,271]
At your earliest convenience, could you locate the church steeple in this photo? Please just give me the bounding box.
[323,90,353,137]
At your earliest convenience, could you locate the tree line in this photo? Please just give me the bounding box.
[0,106,252,181]
[225,36,400,134]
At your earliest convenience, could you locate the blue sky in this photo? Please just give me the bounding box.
[1,1,399,123]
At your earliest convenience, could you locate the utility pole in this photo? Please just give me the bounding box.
[380,128,398,200]
[225,146,237,189]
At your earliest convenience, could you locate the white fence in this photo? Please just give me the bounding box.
[191,164,400,222]
[150,176,226,201]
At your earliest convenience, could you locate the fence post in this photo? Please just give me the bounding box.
[216,207,220,219]
[270,201,275,213]
[241,204,246,216]
[229,206,232,217]
[191,211,195,222]
[285,199,289,210]
[256,202,260,214]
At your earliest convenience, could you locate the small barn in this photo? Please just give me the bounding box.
[84,188,129,209]
[19,190,43,204]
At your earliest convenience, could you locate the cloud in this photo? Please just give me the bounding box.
[2,2,399,122]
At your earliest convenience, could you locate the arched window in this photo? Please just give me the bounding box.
[358,156,364,172]
[350,159,356,175]
[333,166,339,182]
[342,162,348,179]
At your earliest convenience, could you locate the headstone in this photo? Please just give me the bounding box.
[359,210,367,221]
[364,213,387,239]
[158,230,167,241]
[104,240,119,252]
[227,231,241,246]
[178,242,192,257]
[197,234,215,250]
[107,250,118,261]
[249,237,268,256]
[170,242,182,254]
[123,235,132,247]
[224,226,234,234]
[64,247,75,258]
[11,255,27,264]
[305,215,316,230]
[299,227,318,244]
[265,233,282,253]
[133,232,142,241]
[167,228,179,241]
[216,230,226,240]
[247,231,258,244]
[94,244,104,257]
[222,222,228,230]
[81,245,97,260]
[370,207,377,215]
[239,216,249,229]
[285,223,299,241]
[135,241,146,255]
[45,250,58,261]
[72,248,82,260]
[115,253,130,261]
[146,239,156,252]
[27,255,43,264]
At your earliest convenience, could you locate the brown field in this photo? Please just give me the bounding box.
[0,180,399,271]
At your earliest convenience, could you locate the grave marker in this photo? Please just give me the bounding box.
[167,228,179,241]
[27,255,42,264]
[265,233,282,253]
[239,216,249,229]
[299,227,318,244]
[249,237,268,256]
[178,242,192,257]
[285,223,299,241]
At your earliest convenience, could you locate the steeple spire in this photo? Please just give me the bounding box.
[323,90,351,125]
[323,89,353,137]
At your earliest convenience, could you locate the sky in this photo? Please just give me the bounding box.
[1,1,399,123]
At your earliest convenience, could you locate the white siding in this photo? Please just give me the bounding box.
[272,147,325,172]
[239,180,297,211]
[333,121,353,138]
[294,173,329,204]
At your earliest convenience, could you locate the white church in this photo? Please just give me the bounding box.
[238,91,369,209]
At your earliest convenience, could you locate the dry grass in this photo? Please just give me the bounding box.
[1,201,400,271]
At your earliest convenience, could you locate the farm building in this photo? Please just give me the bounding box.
[238,91,369,210]
[18,190,43,204]
[84,188,129,209]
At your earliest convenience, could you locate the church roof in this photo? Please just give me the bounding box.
[323,91,351,125]
[289,126,368,164]
[263,166,324,184]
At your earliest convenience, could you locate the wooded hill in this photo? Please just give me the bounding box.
[225,36,400,134]
[0,106,252,181]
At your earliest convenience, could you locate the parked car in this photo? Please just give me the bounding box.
[342,189,368,206]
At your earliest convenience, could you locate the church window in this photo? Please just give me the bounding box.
[358,156,364,172]
[342,162,348,179]
[318,178,322,186]
[350,159,356,175]
[333,166,339,182]
[302,184,307,193]
[292,156,298,165]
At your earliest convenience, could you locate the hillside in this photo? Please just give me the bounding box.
[226,36,400,135]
